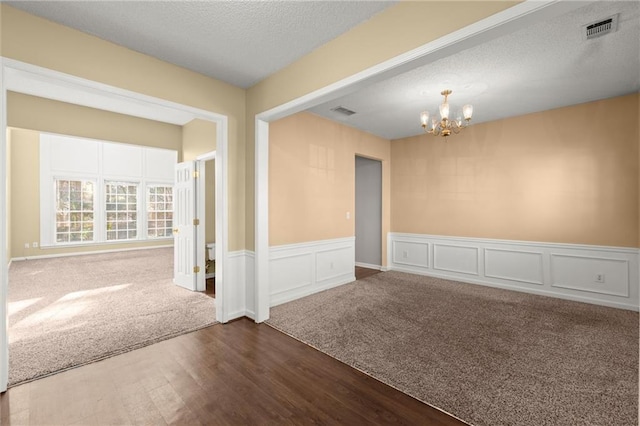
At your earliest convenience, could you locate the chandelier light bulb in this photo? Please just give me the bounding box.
[420,111,429,127]
[439,102,450,120]
[463,104,473,120]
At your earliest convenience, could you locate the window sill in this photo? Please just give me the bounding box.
[40,237,173,250]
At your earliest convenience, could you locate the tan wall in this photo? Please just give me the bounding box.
[205,161,215,244]
[245,1,519,250]
[6,129,11,264]
[269,112,391,263]
[9,93,182,151]
[391,94,640,248]
[1,4,246,251]
[182,119,217,244]
[7,94,184,257]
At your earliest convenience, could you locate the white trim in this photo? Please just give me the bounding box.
[1,56,230,392]
[394,266,638,312]
[195,150,216,161]
[253,0,586,324]
[270,236,355,253]
[2,58,227,125]
[0,57,8,393]
[10,244,173,262]
[388,233,639,311]
[254,119,269,323]
[391,232,639,255]
[355,262,382,270]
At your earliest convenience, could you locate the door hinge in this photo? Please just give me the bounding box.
[193,170,199,178]
[193,265,200,273]
[193,218,200,226]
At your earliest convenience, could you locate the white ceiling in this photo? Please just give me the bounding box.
[310,1,640,140]
[5,1,639,138]
[5,0,395,89]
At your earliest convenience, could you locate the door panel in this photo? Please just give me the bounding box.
[174,161,197,291]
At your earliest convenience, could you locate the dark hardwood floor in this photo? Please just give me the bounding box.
[355,266,382,280]
[205,277,215,298]
[0,318,463,425]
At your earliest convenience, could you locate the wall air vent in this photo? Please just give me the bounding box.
[584,14,618,40]
[330,106,357,116]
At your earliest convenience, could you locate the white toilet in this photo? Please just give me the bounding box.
[206,243,215,261]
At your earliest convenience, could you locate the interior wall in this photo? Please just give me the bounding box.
[7,94,183,258]
[391,93,640,248]
[5,129,10,264]
[9,93,182,151]
[182,119,217,244]
[269,112,390,265]
[355,156,382,267]
[244,1,519,250]
[1,4,246,251]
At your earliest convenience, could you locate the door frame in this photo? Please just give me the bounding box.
[253,0,584,323]
[0,58,230,392]
[195,150,218,294]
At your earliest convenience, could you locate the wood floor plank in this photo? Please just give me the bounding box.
[0,318,464,425]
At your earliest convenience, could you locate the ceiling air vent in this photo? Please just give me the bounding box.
[584,14,618,40]
[330,106,357,116]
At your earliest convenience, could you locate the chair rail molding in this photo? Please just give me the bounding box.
[388,233,639,311]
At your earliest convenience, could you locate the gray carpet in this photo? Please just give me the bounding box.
[267,271,639,426]
[8,247,216,386]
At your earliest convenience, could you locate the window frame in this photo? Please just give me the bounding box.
[52,177,98,246]
[104,180,141,243]
[146,183,174,240]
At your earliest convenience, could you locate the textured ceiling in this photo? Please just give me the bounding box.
[310,1,640,140]
[5,0,395,89]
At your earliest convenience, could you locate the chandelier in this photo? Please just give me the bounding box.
[420,89,473,139]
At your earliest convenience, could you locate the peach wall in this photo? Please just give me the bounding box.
[245,1,519,250]
[269,112,391,264]
[391,93,639,248]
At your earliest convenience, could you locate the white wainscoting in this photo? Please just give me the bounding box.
[388,233,639,311]
[269,237,355,307]
[225,250,255,321]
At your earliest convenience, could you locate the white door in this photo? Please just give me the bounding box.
[174,161,197,291]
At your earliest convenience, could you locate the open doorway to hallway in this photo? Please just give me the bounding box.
[355,156,382,281]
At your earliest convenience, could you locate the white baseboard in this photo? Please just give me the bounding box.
[269,237,356,307]
[355,262,382,270]
[205,273,215,279]
[11,244,173,262]
[388,233,639,311]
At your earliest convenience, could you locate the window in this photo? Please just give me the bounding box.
[55,179,95,243]
[147,186,173,238]
[105,182,138,241]
[40,134,177,247]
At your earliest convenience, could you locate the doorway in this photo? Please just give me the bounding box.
[355,156,382,280]
[0,59,230,392]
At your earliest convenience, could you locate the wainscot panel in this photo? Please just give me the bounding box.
[388,233,639,311]
[433,244,479,276]
[269,237,355,307]
[226,250,251,321]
